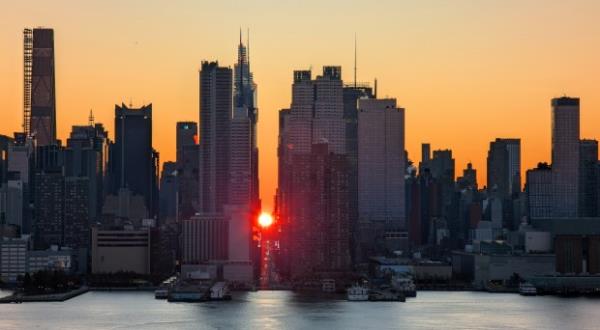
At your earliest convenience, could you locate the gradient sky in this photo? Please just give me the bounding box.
[1,0,600,211]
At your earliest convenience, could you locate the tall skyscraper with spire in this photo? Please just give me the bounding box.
[234,30,260,215]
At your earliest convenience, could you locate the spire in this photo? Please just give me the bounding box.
[237,29,245,108]
[354,33,357,88]
[88,109,95,126]
[247,28,250,71]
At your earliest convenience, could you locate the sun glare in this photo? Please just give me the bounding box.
[258,213,273,228]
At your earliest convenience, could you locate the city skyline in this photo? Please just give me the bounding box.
[3,2,600,211]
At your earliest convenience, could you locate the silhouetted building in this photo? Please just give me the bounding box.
[234,32,260,217]
[278,67,347,279]
[487,138,521,198]
[176,121,199,220]
[24,28,57,146]
[526,163,553,219]
[7,134,34,233]
[198,62,231,214]
[343,83,373,264]
[33,145,64,249]
[357,98,406,260]
[579,139,598,217]
[159,162,178,221]
[457,163,478,190]
[109,104,158,218]
[63,177,90,250]
[551,97,580,217]
[65,122,108,224]
[176,122,197,164]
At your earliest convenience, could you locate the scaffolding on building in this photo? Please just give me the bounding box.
[23,28,33,137]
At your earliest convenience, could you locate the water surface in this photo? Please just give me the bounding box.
[1,290,599,329]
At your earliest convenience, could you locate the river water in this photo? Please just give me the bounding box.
[1,289,599,329]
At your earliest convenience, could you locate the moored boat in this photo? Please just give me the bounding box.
[347,283,369,301]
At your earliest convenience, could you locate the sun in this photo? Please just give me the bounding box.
[258,213,273,228]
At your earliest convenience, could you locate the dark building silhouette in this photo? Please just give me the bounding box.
[526,163,553,219]
[343,84,373,264]
[198,62,231,214]
[175,122,199,220]
[487,138,521,198]
[24,28,57,146]
[65,122,108,223]
[277,67,348,279]
[457,163,477,190]
[579,139,598,217]
[310,143,351,272]
[33,145,64,249]
[159,161,178,221]
[234,32,260,216]
[551,97,580,217]
[176,122,197,164]
[109,104,159,218]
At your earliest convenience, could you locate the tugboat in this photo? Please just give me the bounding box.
[347,283,369,301]
[519,282,537,296]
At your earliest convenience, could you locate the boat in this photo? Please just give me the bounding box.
[210,282,232,301]
[154,288,169,299]
[347,283,369,301]
[519,282,537,296]
[391,276,417,298]
[369,290,406,302]
[168,291,207,302]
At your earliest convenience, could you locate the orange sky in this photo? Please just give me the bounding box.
[1,1,600,212]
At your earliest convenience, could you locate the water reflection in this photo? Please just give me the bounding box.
[0,291,600,330]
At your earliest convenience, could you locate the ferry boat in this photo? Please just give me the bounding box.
[347,283,369,301]
[519,282,537,296]
[391,276,417,298]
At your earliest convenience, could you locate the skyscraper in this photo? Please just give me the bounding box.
[65,122,108,223]
[278,66,347,279]
[551,97,580,217]
[198,62,231,214]
[24,28,57,146]
[579,139,598,217]
[526,163,553,219]
[109,104,158,218]
[487,138,521,198]
[176,122,199,220]
[343,83,373,264]
[33,145,64,249]
[357,98,406,259]
[176,122,197,164]
[233,31,260,215]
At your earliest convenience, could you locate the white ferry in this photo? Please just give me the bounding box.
[347,283,369,301]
